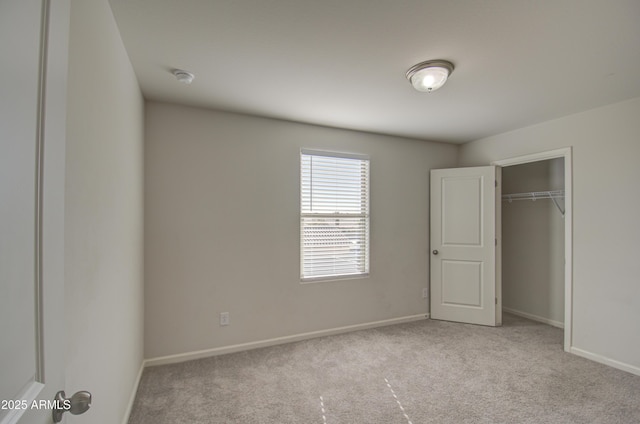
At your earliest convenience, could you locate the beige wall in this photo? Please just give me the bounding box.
[501,159,565,326]
[144,101,458,358]
[65,0,145,422]
[460,97,640,372]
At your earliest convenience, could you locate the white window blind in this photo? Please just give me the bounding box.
[300,150,370,281]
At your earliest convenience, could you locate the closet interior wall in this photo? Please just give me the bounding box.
[502,158,565,328]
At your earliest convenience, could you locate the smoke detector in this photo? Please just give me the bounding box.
[172,69,195,85]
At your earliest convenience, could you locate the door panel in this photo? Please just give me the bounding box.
[0,0,41,412]
[442,177,482,246]
[430,166,501,326]
[1,1,69,423]
[441,260,483,307]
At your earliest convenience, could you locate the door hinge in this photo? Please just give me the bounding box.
[495,297,498,305]
[495,238,497,246]
[495,180,498,188]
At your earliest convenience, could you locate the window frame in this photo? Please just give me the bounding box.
[300,149,370,283]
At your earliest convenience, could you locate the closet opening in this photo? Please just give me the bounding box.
[493,148,573,352]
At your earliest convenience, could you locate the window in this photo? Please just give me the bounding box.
[300,149,370,282]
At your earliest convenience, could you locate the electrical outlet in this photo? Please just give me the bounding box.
[220,312,230,326]
[422,288,429,299]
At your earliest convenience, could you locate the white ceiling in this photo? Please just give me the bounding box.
[108,0,640,144]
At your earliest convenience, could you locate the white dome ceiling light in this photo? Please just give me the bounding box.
[406,60,454,92]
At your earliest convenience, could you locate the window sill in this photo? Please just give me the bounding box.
[300,273,370,284]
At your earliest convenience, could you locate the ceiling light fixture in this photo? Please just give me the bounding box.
[173,69,195,85]
[406,60,454,92]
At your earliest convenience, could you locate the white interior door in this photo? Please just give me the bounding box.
[430,166,501,326]
[1,1,69,423]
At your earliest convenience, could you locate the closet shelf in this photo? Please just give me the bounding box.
[502,190,565,216]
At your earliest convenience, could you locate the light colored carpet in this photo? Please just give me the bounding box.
[128,314,640,423]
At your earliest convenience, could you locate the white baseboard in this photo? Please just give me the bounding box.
[145,314,429,368]
[503,303,640,377]
[570,347,640,377]
[121,361,145,424]
[503,307,564,329]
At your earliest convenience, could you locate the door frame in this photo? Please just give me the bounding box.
[492,147,573,352]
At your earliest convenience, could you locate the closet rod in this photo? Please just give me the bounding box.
[501,190,565,216]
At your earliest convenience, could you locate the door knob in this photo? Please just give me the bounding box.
[52,390,92,422]
[432,250,439,255]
